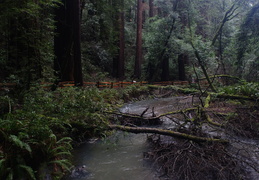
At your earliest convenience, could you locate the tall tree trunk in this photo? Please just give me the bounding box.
[73,0,83,86]
[112,1,119,78]
[54,0,83,84]
[178,54,187,81]
[54,1,65,81]
[118,10,125,80]
[63,0,74,81]
[218,31,227,76]
[149,0,154,17]
[134,0,143,79]
[161,55,170,81]
[54,0,73,81]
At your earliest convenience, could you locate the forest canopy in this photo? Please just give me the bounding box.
[0,0,258,86]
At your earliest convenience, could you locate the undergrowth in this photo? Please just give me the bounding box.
[219,82,259,98]
[0,81,258,179]
[0,86,125,179]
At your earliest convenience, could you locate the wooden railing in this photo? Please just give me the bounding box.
[153,81,189,86]
[0,80,190,90]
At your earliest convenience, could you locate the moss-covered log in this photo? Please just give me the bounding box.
[109,125,229,143]
[204,113,223,127]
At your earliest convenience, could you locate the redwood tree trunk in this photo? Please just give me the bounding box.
[118,10,125,80]
[63,0,74,81]
[54,1,64,81]
[54,0,83,84]
[134,0,143,79]
[73,0,83,86]
[178,54,187,81]
[149,0,154,17]
[161,55,169,81]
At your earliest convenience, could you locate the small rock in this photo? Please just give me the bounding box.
[70,165,89,179]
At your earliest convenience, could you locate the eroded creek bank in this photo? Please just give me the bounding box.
[69,96,259,180]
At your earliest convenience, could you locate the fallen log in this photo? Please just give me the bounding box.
[109,125,229,144]
[105,107,197,120]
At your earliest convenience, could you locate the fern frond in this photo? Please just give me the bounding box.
[19,165,36,180]
[53,151,71,157]
[49,159,71,171]
[6,170,13,180]
[56,137,72,144]
[0,158,6,169]
[9,135,31,153]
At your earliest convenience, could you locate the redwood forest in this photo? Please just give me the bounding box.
[0,0,258,179]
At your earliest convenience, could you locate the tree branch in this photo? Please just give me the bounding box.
[109,125,229,143]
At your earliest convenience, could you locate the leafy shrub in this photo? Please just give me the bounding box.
[0,86,122,179]
[0,111,72,179]
[122,85,150,101]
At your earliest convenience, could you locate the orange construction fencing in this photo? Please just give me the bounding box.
[0,80,190,91]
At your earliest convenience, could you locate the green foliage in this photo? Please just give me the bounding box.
[0,0,58,84]
[0,86,124,179]
[121,85,151,101]
[143,14,180,81]
[219,82,259,98]
[0,110,72,179]
[81,0,128,76]
[0,117,36,179]
[21,87,114,138]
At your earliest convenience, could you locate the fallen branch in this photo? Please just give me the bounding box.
[106,108,197,120]
[109,125,229,143]
[205,113,223,127]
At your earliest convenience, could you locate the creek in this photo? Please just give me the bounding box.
[68,97,259,180]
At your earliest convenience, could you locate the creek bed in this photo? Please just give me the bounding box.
[70,132,160,180]
[70,97,259,180]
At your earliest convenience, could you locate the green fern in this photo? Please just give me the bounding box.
[49,159,71,171]
[9,135,32,153]
[19,165,36,180]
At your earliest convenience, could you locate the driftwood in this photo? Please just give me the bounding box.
[109,125,229,143]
